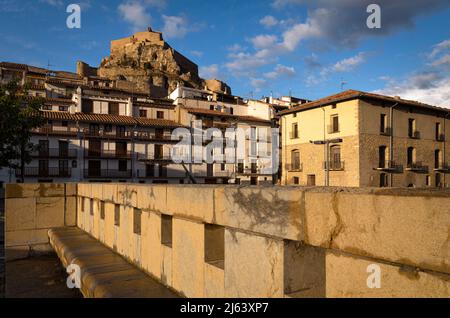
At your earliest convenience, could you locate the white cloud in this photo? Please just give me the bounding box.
[118,1,151,32]
[264,64,295,79]
[429,39,450,58]
[250,34,278,50]
[260,15,279,28]
[199,64,219,79]
[431,54,450,68]
[250,78,268,91]
[39,0,64,6]
[375,76,450,108]
[227,44,244,52]
[190,50,203,58]
[162,15,191,39]
[331,52,367,72]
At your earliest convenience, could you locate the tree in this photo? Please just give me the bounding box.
[0,81,45,182]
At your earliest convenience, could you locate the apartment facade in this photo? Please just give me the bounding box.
[0,62,278,185]
[280,90,450,188]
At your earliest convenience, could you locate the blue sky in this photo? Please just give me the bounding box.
[1,0,450,107]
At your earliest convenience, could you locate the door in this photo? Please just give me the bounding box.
[89,124,100,136]
[155,128,164,139]
[82,99,93,113]
[146,164,155,177]
[116,126,126,138]
[379,146,386,168]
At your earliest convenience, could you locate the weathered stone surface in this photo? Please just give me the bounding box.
[5,183,65,198]
[167,186,214,221]
[324,251,450,298]
[137,185,167,213]
[172,218,204,297]
[215,187,303,241]
[36,197,65,229]
[224,229,284,298]
[205,263,225,298]
[5,198,36,231]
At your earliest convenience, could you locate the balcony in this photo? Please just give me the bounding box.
[286,163,303,172]
[83,129,132,139]
[436,134,445,142]
[83,169,132,179]
[85,150,132,159]
[375,160,403,173]
[137,153,172,162]
[34,125,79,136]
[15,167,72,178]
[380,127,392,136]
[406,162,428,173]
[434,163,450,173]
[409,131,421,139]
[324,161,345,171]
[32,148,78,159]
[134,131,177,142]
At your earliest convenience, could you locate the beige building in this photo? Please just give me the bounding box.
[280,90,450,188]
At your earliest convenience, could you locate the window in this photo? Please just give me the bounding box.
[155,144,163,159]
[157,111,164,119]
[293,177,300,185]
[59,160,69,176]
[139,109,147,118]
[204,224,225,269]
[116,126,126,137]
[291,123,299,139]
[407,147,415,166]
[59,106,67,112]
[161,215,173,247]
[426,175,431,187]
[230,108,234,115]
[330,145,341,165]
[210,105,215,110]
[100,201,105,220]
[380,173,388,187]
[109,102,120,115]
[331,104,337,109]
[330,115,339,133]
[118,160,127,172]
[146,164,155,177]
[380,114,387,133]
[61,121,68,127]
[291,150,300,170]
[293,113,297,118]
[221,163,226,171]
[159,165,167,178]
[90,199,94,216]
[114,205,120,226]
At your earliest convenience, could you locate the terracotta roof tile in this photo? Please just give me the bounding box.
[185,108,271,124]
[40,111,183,128]
[279,89,450,116]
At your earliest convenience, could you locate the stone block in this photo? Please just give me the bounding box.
[224,229,284,298]
[5,198,36,231]
[172,218,204,297]
[167,186,214,221]
[36,197,65,229]
[215,187,303,241]
[161,244,172,287]
[65,196,77,226]
[204,263,225,298]
[137,185,167,214]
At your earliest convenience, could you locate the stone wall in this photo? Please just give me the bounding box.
[4,184,77,261]
[4,183,449,297]
[74,184,449,298]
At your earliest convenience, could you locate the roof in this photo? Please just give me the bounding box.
[278,89,450,116]
[185,108,271,124]
[40,111,183,128]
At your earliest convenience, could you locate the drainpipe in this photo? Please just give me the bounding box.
[389,103,399,187]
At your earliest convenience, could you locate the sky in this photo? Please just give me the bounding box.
[1,0,450,107]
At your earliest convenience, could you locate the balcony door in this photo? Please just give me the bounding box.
[39,160,49,177]
[379,146,387,168]
[89,140,101,157]
[59,160,69,177]
[39,140,49,157]
[330,145,341,169]
[59,140,69,158]
[155,145,163,160]
[116,142,127,157]
[207,164,214,177]
[88,160,101,177]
